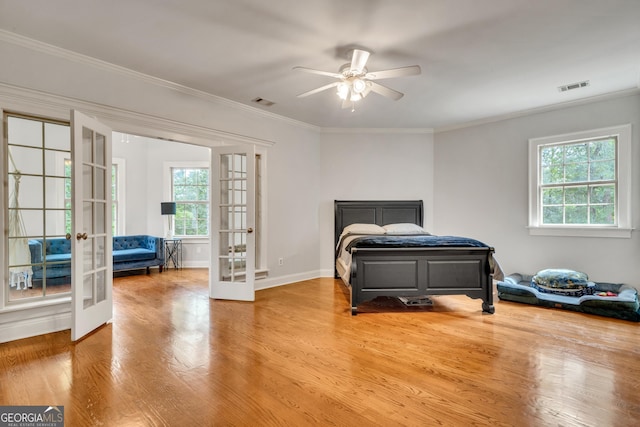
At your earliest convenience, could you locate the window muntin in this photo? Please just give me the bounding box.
[66,161,120,235]
[539,137,616,226]
[528,124,631,238]
[172,167,209,237]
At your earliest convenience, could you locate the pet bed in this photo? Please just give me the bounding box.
[497,271,640,321]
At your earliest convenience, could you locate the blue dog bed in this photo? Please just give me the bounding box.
[497,273,640,322]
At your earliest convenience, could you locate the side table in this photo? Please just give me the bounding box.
[164,238,183,270]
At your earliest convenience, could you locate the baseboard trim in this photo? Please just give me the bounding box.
[175,261,210,269]
[0,311,70,343]
[256,270,329,291]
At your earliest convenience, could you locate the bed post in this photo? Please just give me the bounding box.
[482,248,496,314]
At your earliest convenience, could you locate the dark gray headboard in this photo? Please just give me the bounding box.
[334,200,424,247]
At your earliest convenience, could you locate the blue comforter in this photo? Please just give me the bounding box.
[345,235,489,253]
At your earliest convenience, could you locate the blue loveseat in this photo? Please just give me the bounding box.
[29,235,164,283]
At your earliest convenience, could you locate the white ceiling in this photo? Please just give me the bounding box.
[1,0,640,130]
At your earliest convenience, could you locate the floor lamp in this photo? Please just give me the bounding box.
[161,202,176,239]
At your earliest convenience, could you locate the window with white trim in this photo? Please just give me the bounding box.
[528,124,632,238]
[171,167,210,237]
[112,158,126,236]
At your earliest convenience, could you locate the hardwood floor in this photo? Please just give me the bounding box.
[1,269,639,426]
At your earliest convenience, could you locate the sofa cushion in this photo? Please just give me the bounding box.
[113,248,156,263]
[45,238,72,255]
[113,235,155,251]
[46,253,70,262]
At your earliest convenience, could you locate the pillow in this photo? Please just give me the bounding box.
[340,223,386,237]
[382,223,429,235]
[532,269,589,290]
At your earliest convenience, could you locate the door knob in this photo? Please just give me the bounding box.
[65,233,72,240]
[76,232,88,240]
[247,227,253,233]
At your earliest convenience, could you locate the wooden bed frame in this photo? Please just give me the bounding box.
[335,200,496,315]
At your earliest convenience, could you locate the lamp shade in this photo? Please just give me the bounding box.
[161,202,177,215]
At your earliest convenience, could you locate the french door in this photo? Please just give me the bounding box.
[210,145,255,301]
[70,110,113,341]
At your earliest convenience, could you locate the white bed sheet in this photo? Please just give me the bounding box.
[335,235,361,285]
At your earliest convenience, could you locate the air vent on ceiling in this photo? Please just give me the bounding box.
[252,97,275,107]
[558,80,590,92]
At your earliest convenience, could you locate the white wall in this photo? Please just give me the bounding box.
[112,135,151,235]
[318,131,435,273]
[433,92,640,287]
[264,125,322,284]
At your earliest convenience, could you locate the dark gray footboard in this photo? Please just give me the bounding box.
[349,247,495,315]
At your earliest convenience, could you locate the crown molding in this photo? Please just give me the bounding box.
[0,29,317,132]
[320,127,434,135]
[0,82,275,147]
[435,87,640,134]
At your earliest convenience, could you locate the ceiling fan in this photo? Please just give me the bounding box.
[293,48,421,110]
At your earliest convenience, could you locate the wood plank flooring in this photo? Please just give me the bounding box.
[1,269,639,426]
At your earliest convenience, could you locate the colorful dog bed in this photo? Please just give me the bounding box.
[497,270,640,322]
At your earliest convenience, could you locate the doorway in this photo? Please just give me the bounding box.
[111,132,212,271]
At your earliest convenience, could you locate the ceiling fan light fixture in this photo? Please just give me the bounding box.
[294,47,421,106]
[352,78,366,94]
[337,82,350,100]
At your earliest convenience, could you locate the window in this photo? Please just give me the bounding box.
[171,167,209,237]
[528,124,631,238]
[111,158,125,236]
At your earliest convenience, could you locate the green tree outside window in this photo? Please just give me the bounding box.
[540,138,616,225]
[172,168,209,236]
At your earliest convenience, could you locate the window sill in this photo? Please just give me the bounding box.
[172,236,209,244]
[528,226,633,238]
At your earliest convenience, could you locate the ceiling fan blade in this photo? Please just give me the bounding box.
[297,81,340,98]
[293,66,343,79]
[365,65,421,80]
[350,49,370,74]
[369,81,404,101]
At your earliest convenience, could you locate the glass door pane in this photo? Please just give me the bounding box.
[5,114,71,302]
[218,153,247,282]
[79,126,109,306]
